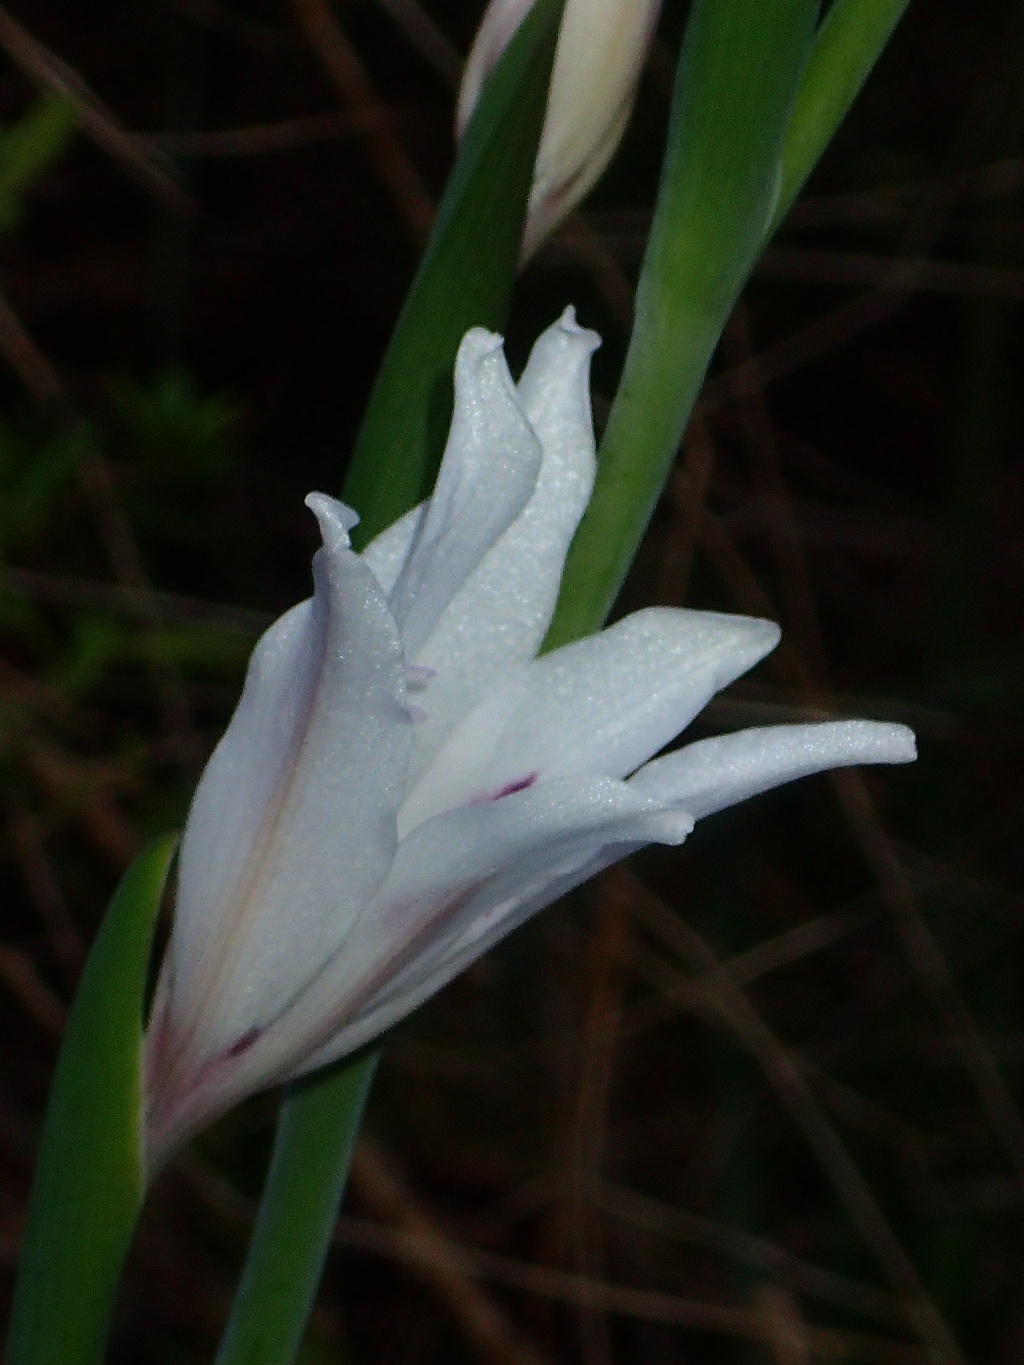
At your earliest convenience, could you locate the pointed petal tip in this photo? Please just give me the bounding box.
[641,606,781,672]
[807,719,917,767]
[305,492,360,551]
[750,616,782,653]
[869,721,917,764]
[554,305,601,353]
[709,612,781,680]
[453,328,520,409]
[644,808,695,845]
[455,326,506,365]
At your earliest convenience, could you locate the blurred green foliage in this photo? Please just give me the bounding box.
[105,369,240,484]
[0,94,76,236]
[0,422,81,557]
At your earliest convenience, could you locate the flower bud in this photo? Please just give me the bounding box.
[457,0,662,258]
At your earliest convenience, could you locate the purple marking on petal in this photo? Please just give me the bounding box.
[406,665,437,688]
[406,703,429,724]
[227,1028,260,1058]
[495,773,539,799]
[471,772,540,805]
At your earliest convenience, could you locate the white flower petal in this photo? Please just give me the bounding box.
[157,493,412,1071]
[287,776,692,1075]
[304,719,914,1074]
[387,328,543,656]
[629,721,917,819]
[407,309,599,781]
[362,502,424,595]
[400,607,780,835]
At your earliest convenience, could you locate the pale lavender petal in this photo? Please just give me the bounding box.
[388,329,543,657]
[407,309,599,781]
[155,493,412,1080]
[287,777,693,1075]
[629,721,917,819]
[362,503,425,595]
[455,0,535,138]
[457,0,662,257]
[400,607,780,834]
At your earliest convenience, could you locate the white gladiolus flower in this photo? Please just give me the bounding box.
[144,310,915,1167]
[456,0,662,258]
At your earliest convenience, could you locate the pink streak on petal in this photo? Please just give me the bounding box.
[227,1027,261,1058]
[470,772,539,805]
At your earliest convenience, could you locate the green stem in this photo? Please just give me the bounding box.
[214,1054,378,1365]
[544,0,819,648]
[775,0,912,224]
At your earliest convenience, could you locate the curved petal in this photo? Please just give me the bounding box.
[400,607,780,834]
[388,328,543,657]
[288,776,693,1075]
[523,101,632,259]
[362,502,424,595]
[292,844,622,1072]
[629,721,917,819]
[408,309,599,782]
[153,494,412,1091]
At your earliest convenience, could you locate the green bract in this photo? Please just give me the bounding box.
[6,836,176,1365]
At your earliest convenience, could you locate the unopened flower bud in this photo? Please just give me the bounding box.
[457,0,662,258]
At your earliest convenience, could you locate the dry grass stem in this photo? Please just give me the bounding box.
[351,1136,555,1365]
[622,869,963,1364]
[598,1182,908,1330]
[334,1213,931,1365]
[0,6,193,215]
[0,941,65,1039]
[370,0,463,86]
[290,0,435,247]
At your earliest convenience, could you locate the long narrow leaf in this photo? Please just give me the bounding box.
[344,0,566,546]
[544,0,819,648]
[6,835,177,1365]
[214,1055,377,1365]
[774,0,912,225]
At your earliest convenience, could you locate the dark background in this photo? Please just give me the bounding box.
[1,1,1023,1362]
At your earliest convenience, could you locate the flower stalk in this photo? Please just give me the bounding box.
[545,0,820,648]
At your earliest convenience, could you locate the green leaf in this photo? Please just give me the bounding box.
[214,1053,378,1365]
[6,835,177,1365]
[775,0,912,225]
[0,94,78,233]
[343,0,566,547]
[544,0,820,648]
